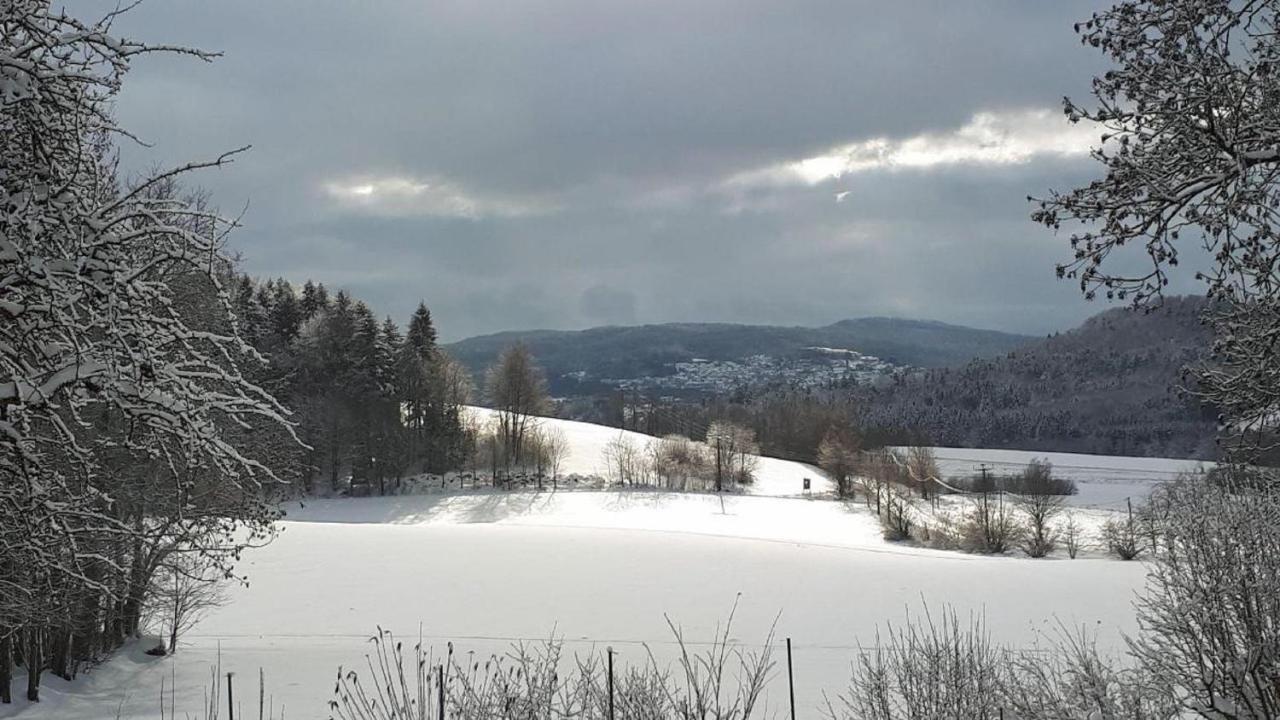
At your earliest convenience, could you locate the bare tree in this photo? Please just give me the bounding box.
[856,449,901,516]
[706,421,759,491]
[142,557,228,655]
[525,424,549,489]
[484,343,549,471]
[961,486,1021,555]
[1015,460,1066,558]
[438,352,474,409]
[542,427,570,487]
[818,427,861,498]
[1061,511,1084,559]
[876,451,917,541]
[904,446,939,501]
[602,434,646,486]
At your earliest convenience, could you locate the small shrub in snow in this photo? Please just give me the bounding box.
[330,609,775,720]
[829,607,1005,720]
[602,435,648,486]
[879,483,916,541]
[1016,477,1065,558]
[833,607,1179,720]
[1061,512,1083,559]
[1000,628,1177,720]
[1101,499,1145,561]
[960,491,1021,554]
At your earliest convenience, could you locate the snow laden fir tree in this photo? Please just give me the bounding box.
[0,2,295,703]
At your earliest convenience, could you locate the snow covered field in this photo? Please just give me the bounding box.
[3,413,1197,720]
[913,446,1212,510]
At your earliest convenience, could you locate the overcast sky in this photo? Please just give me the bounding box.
[104,0,1156,341]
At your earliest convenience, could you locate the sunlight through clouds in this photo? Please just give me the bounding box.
[323,175,555,219]
[725,109,1099,189]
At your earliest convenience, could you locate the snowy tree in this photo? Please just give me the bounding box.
[1130,469,1280,719]
[1033,0,1280,458]
[0,1,293,700]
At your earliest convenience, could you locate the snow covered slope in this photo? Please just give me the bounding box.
[465,406,833,497]
[4,412,1203,720]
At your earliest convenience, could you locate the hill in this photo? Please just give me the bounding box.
[5,408,1194,719]
[445,318,1031,396]
[851,296,1218,459]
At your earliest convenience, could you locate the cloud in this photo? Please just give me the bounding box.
[108,0,1123,339]
[322,175,556,219]
[580,285,639,326]
[724,109,1099,190]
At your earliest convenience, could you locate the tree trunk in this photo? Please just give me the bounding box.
[25,628,41,702]
[47,627,70,681]
[0,631,12,704]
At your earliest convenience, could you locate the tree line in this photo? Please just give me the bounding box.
[228,277,472,496]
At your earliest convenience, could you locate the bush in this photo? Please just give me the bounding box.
[960,491,1022,554]
[829,607,1006,720]
[330,609,776,720]
[880,482,915,541]
[651,434,711,491]
[1101,499,1145,561]
[833,606,1179,720]
[1128,468,1280,717]
[1061,512,1083,559]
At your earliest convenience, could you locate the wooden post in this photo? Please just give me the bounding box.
[258,668,264,720]
[226,672,235,720]
[607,647,615,720]
[437,664,445,719]
[786,638,796,720]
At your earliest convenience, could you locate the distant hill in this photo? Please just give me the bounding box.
[445,318,1032,395]
[850,296,1218,459]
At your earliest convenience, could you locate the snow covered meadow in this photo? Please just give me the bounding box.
[0,411,1195,720]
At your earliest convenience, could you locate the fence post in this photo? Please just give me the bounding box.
[259,668,264,720]
[607,646,615,720]
[786,638,796,720]
[226,672,235,720]
[437,664,445,719]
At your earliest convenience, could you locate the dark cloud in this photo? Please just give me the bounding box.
[580,285,639,327]
[94,0,1140,340]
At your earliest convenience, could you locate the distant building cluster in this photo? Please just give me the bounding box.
[598,347,901,394]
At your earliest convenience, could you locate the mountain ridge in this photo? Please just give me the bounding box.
[444,316,1034,394]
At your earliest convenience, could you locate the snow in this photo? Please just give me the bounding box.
[3,412,1201,720]
[464,406,834,497]
[909,446,1212,510]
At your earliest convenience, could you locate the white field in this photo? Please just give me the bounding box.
[911,445,1213,510]
[2,412,1194,720]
